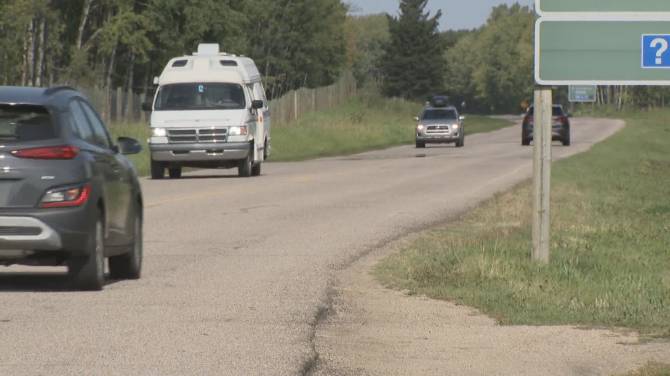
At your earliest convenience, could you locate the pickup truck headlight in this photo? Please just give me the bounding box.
[152,128,167,137]
[229,126,248,136]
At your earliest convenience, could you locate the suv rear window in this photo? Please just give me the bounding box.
[0,105,56,143]
[422,109,458,121]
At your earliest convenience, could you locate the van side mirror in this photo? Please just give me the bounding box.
[141,102,153,112]
[252,100,264,110]
[153,76,160,85]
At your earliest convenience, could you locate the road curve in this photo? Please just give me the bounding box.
[0,118,623,375]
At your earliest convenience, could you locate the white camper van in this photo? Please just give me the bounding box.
[146,44,271,179]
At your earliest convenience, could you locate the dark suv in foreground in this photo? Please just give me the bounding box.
[522,105,571,146]
[0,86,143,290]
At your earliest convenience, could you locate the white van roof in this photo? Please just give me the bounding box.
[158,44,262,85]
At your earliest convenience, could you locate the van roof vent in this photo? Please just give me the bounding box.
[172,59,188,68]
[220,60,238,67]
[195,43,220,56]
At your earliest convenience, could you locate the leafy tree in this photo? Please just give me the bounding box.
[345,14,389,86]
[380,0,445,99]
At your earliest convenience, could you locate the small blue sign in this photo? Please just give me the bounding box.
[198,84,205,93]
[642,35,670,68]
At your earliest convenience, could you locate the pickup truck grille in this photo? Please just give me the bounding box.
[167,128,228,144]
[0,226,42,236]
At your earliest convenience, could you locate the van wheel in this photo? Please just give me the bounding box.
[168,167,182,179]
[109,211,142,280]
[151,160,165,180]
[68,213,105,291]
[238,146,253,177]
[251,163,262,177]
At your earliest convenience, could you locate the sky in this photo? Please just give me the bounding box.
[346,0,534,30]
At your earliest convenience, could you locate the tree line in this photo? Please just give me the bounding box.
[376,0,670,113]
[3,0,668,113]
[0,0,347,99]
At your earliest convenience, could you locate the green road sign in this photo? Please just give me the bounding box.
[536,0,670,15]
[569,86,597,103]
[535,20,670,85]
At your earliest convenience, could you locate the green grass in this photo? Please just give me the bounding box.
[619,363,670,376]
[376,109,670,337]
[108,95,513,173]
[269,95,511,161]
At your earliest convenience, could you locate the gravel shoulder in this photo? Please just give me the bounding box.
[313,228,670,376]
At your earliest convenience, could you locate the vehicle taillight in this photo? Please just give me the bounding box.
[40,184,91,208]
[11,146,79,160]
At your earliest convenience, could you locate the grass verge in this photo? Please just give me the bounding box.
[267,95,511,161]
[107,95,513,173]
[620,363,670,376]
[375,110,670,337]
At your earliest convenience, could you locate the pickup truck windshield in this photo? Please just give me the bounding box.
[422,109,458,121]
[155,83,246,111]
[0,105,56,143]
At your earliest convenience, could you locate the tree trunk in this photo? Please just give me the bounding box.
[35,18,46,87]
[76,0,93,50]
[124,53,136,118]
[27,19,36,86]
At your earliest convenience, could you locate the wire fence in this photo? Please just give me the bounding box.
[78,72,357,126]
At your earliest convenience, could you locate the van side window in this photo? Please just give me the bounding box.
[68,100,95,144]
[253,83,267,104]
[78,100,112,149]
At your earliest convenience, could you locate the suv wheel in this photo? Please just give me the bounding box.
[151,160,165,180]
[109,211,142,280]
[456,136,465,148]
[562,130,571,146]
[416,141,426,149]
[168,167,182,179]
[68,213,105,291]
[522,138,531,146]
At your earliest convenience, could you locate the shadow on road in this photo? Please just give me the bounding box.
[0,272,123,293]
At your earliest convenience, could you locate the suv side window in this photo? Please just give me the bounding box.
[79,100,112,149]
[68,100,95,144]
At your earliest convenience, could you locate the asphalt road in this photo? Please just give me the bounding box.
[0,118,623,375]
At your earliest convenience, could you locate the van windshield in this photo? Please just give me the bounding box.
[154,83,246,111]
[0,105,56,143]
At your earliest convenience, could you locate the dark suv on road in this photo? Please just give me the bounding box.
[0,86,143,290]
[522,105,571,146]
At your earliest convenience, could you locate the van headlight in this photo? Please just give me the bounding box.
[152,128,167,137]
[229,126,248,136]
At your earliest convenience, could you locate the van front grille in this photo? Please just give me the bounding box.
[167,128,228,144]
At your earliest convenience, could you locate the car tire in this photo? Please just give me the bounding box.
[522,138,531,146]
[416,141,426,149]
[168,167,182,179]
[151,160,165,180]
[456,136,465,148]
[562,130,571,146]
[68,213,105,291]
[263,139,270,160]
[251,163,262,177]
[109,211,142,280]
[238,145,253,177]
